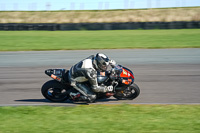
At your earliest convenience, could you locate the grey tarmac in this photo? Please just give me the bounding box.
[0,49,200,106]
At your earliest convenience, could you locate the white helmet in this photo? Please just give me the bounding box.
[93,53,109,71]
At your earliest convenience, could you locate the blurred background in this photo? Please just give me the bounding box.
[0,0,200,30]
[1,0,200,11]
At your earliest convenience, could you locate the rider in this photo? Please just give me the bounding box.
[68,53,117,102]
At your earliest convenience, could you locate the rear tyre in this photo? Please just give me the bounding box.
[41,80,69,102]
[114,83,140,100]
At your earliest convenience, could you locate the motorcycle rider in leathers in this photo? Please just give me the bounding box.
[68,53,116,102]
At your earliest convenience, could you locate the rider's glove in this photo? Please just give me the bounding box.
[109,60,116,67]
[106,85,113,92]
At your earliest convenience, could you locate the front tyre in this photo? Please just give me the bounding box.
[41,80,69,102]
[114,83,140,100]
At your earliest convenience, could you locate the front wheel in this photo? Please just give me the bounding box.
[113,83,140,100]
[41,80,69,102]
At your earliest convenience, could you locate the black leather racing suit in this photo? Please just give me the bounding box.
[68,55,108,101]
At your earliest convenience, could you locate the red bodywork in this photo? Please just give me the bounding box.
[120,68,134,85]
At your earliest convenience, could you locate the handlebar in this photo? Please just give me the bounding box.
[109,65,122,80]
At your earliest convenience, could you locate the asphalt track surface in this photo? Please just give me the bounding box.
[0,49,200,106]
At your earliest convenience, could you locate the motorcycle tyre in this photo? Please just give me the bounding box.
[41,80,69,102]
[114,83,140,100]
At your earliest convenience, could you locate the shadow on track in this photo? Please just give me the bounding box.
[15,98,118,105]
[15,99,49,103]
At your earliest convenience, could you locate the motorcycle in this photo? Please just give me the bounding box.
[41,64,140,103]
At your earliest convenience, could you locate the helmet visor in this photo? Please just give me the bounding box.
[97,58,109,71]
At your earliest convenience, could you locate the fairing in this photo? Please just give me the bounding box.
[119,66,134,85]
[45,69,67,82]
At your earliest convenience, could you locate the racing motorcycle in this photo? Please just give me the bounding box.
[41,64,140,103]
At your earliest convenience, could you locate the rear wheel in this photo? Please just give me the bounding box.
[114,83,140,100]
[41,80,69,102]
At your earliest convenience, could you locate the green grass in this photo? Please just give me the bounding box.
[0,29,200,51]
[0,104,199,133]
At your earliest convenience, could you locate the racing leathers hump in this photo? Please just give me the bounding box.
[69,56,107,93]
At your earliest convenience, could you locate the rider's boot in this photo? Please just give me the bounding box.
[86,95,96,103]
[69,92,81,100]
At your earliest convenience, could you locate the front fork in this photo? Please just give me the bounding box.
[112,81,118,92]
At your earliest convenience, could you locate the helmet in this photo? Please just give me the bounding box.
[93,53,109,71]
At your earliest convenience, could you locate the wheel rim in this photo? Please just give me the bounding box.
[124,86,136,97]
[114,86,138,99]
[46,87,67,100]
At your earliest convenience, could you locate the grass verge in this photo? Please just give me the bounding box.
[0,104,199,133]
[0,29,200,51]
